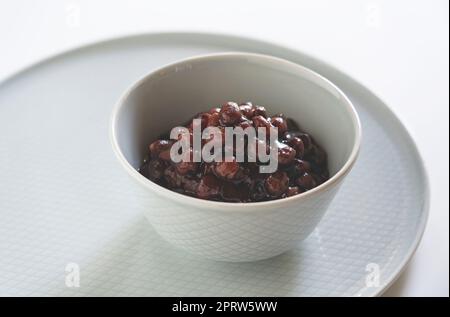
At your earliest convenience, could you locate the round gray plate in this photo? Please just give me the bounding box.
[0,33,428,296]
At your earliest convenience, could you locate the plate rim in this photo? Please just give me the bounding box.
[0,31,430,297]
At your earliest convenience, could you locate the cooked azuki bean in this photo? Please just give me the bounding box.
[270,116,288,135]
[296,172,317,190]
[278,145,296,165]
[219,101,242,125]
[293,159,311,176]
[209,107,221,114]
[252,115,272,131]
[282,131,298,142]
[253,105,267,118]
[250,179,268,201]
[197,174,221,199]
[285,186,303,197]
[214,158,244,181]
[298,133,313,153]
[164,165,183,188]
[176,160,198,175]
[239,102,255,118]
[236,118,253,130]
[207,112,220,127]
[288,136,305,158]
[140,101,329,202]
[196,112,211,130]
[221,182,241,202]
[201,162,215,175]
[221,183,250,202]
[182,176,200,195]
[312,174,326,187]
[309,144,327,166]
[146,159,166,180]
[149,140,172,159]
[159,149,172,161]
[265,171,289,197]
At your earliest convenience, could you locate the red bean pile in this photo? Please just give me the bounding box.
[139,102,329,202]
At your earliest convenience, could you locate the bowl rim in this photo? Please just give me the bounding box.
[109,51,362,211]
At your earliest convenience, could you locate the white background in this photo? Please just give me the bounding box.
[0,0,448,296]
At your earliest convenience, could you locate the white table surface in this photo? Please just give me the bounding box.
[0,0,448,297]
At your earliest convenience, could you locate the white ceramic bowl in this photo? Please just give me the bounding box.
[110,52,361,262]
